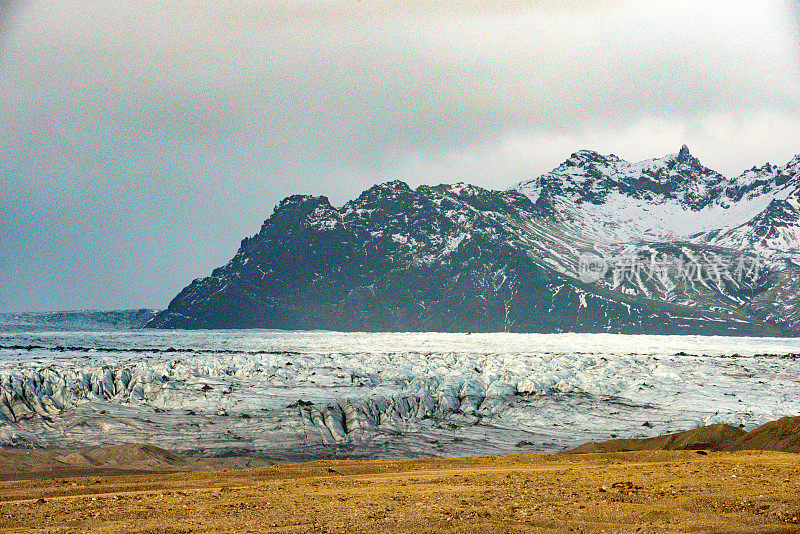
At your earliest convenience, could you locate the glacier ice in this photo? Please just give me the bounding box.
[1,330,800,460]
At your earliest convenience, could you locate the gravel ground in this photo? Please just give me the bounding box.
[1,449,799,533]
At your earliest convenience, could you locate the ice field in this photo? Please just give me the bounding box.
[2,326,800,460]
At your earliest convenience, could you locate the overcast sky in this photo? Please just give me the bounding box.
[1,0,799,312]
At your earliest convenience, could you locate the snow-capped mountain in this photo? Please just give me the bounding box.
[148,147,800,335]
[149,182,713,332]
[516,145,733,243]
[516,147,800,251]
[520,145,726,209]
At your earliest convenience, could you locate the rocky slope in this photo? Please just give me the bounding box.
[148,148,800,334]
[570,416,800,454]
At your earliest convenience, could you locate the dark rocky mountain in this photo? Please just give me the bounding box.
[148,148,800,334]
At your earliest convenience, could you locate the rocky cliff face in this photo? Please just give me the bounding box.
[148,148,800,335]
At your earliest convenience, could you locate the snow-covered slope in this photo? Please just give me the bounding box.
[700,196,800,254]
[697,156,800,256]
[515,147,800,249]
[509,148,800,333]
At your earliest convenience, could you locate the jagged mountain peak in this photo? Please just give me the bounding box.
[736,153,800,180]
[345,180,417,214]
[556,145,704,176]
[275,194,331,210]
[665,143,705,170]
[267,195,334,224]
[723,153,800,205]
[746,162,778,174]
[258,194,339,238]
[354,180,413,200]
[563,149,622,165]
[512,148,800,246]
[374,180,413,192]
[516,146,728,213]
[439,182,488,196]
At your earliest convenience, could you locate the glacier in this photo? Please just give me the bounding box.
[2,328,800,460]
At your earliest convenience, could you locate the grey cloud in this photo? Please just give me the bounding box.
[0,0,21,40]
[11,2,797,152]
[180,0,634,23]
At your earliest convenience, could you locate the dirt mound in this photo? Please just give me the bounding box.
[0,444,195,480]
[729,416,800,453]
[72,444,187,468]
[571,416,800,454]
[570,424,746,454]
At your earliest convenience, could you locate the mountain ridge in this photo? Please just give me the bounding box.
[147,148,800,334]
